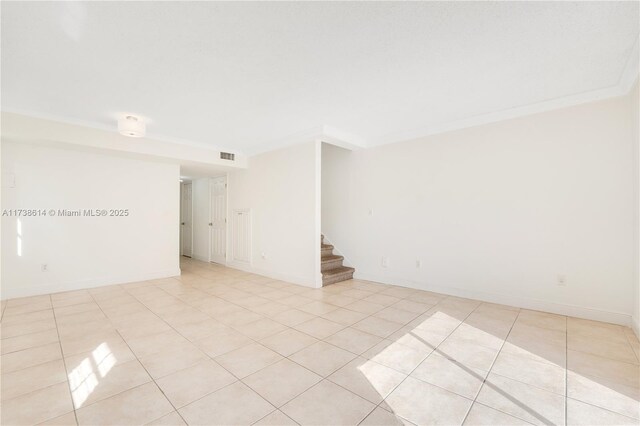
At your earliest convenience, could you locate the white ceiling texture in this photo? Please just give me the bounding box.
[2,1,638,155]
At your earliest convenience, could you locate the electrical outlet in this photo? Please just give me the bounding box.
[416,260,422,268]
[261,252,267,260]
[381,256,389,268]
[557,274,566,286]
[41,264,48,272]
[368,209,373,216]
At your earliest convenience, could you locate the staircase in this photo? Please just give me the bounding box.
[321,235,355,286]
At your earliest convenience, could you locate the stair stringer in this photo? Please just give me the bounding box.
[320,234,354,268]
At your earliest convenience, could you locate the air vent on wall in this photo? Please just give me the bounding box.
[220,152,235,161]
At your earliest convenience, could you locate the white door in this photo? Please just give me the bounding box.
[209,176,227,264]
[232,209,251,263]
[181,182,193,257]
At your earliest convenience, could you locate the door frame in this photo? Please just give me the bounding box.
[208,175,227,264]
[180,181,193,257]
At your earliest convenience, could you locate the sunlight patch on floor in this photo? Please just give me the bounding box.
[68,343,116,408]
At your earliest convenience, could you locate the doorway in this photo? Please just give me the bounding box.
[180,182,193,257]
[209,176,227,264]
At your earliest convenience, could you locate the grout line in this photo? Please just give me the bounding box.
[459,308,522,425]
[0,293,523,424]
[251,283,423,423]
[623,328,640,364]
[3,259,636,426]
[2,302,59,321]
[86,287,192,425]
[115,329,192,425]
[0,328,60,355]
[468,400,537,426]
[49,293,81,426]
[482,368,567,398]
[114,291,247,400]
[149,262,413,422]
[149,273,383,414]
[176,260,576,425]
[565,395,640,422]
[356,298,486,425]
[410,304,482,409]
[394,306,560,425]
[112,271,335,420]
[250,409,299,426]
[2,261,430,425]
[176,262,544,422]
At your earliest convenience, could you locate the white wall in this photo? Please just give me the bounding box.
[321,143,354,266]
[324,93,636,325]
[632,79,640,336]
[1,141,180,299]
[2,112,248,170]
[227,141,321,287]
[191,178,210,261]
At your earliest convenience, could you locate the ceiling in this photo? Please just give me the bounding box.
[2,2,638,155]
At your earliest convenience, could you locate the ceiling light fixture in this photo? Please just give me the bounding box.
[118,115,145,137]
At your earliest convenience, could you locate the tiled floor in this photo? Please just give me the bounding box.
[1,258,639,426]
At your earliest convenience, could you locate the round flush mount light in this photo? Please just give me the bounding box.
[118,115,145,137]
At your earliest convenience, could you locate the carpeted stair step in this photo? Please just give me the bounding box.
[322,266,355,286]
[320,234,355,286]
[321,244,334,257]
[321,254,344,272]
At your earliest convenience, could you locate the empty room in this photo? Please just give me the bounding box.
[1,1,639,425]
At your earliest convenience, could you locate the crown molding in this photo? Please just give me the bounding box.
[370,83,634,147]
[254,44,639,154]
[0,107,244,156]
[4,33,638,158]
[319,125,367,150]
[247,124,368,156]
[618,34,640,93]
[371,35,640,148]
[1,111,248,170]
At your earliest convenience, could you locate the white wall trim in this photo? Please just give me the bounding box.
[191,254,209,263]
[314,140,323,288]
[1,268,181,300]
[4,36,638,160]
[632,316,640,340]
[373,44,640,148]
[250,125,366,156]
[1,107,243,155]
[249,126,326,156]
[320,126,367,151]
[230,208,252,265]
[225,260,316,288]
[1,112,248,171]
[207,175,228,265]
[354,272,633,327]
[373,85,635,147]
[180,181,194,258]
[618,35,640,94]
[251,62,640,155]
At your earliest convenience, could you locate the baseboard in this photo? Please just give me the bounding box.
[225,260,317,288]
[190,253,226,265]
[632,315,640,340]
[1,267,181,300]
[192,253,209,262]
[353,272,633,327]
